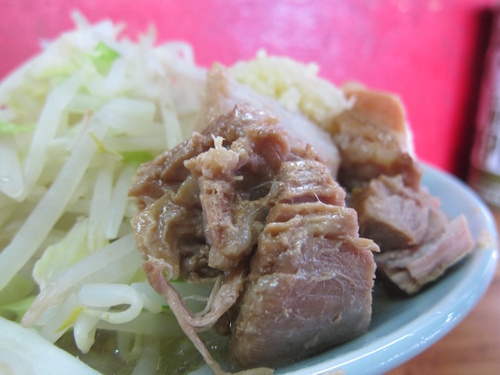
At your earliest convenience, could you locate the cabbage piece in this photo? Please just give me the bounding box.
[33,219,89,289]
[0,296,36,322]
[0,273,35,321]
[0,135,24,198]
[90,42,120,75]
[0,121,34,134]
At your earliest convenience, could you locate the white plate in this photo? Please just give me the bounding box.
[275,164,499,375]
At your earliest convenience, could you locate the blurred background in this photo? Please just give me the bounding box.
[0,0,498,179]
[0,0,497,177]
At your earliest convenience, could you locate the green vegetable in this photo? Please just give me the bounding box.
[0,296,36,322]
[0,273,34,306]
[0,273,35,322]
[0,121,34,135]
[90,42,120,75]
[120,151,155,165]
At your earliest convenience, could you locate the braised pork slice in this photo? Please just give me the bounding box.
[230,160,378,368]
[323,85,475,294]
[374,215,473,294]
[326,86,422,190]
[351,175,474,294]
[351,175,441,251]
[129,97,378,372]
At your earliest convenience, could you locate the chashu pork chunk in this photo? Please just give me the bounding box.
[129,66,378,372]
[230,160,378,368]
[326,85,475,295]
[351,175,474,294]
[326,85,422,190]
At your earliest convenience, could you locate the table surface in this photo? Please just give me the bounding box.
[387,207,500,375]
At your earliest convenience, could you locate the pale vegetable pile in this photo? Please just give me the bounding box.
[0,12,351,374]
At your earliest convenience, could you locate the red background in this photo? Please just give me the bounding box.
[0,0,497,179]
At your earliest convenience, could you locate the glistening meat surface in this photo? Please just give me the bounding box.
[327,86,475,294]
[351,175,474,294]
[230,160,378,368]
[129,97,378,371]
[130,105,330,278]
[327,85,422,190]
